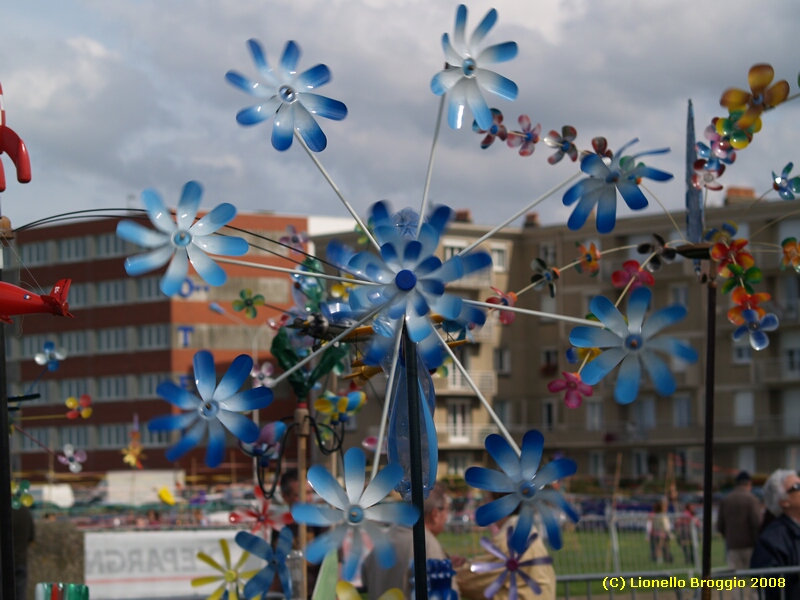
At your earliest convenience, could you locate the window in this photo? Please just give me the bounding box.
[672,394,692,428]
[784,276,800,316]
[96,233,129,257]
[733,339,752,364]
[541,348,558,376]
[137,276,166,301]
[20,335,48,359]
[540,295,556,322]
[60,378,90,399]
[59,331,89,356]
[542,400,556,432]
[97,376,128,400]
[140,428,171,448]
[447,400,471,443]
[443,240,466,261]
[98,424,130,449]
[493,348,511,375]
[490,246,507,272]
[633,396,656,430]
[20,242,49,266]
[139,325,170,349]
[734,391,754,426]
[786,446,800,472]
[18,427,49,452]
[539,241,557,265]
[738,446,755,474]
[632,450,649,478]
[60,426,90,448]
[67,282,89,309]
[493,400,510,425]
[586,401,603,431]
[58,237,87,263]
[786,348,800,374]
[448,453,471,477]
[589,451,605,478]
[96,280,127,305]
[20,381,51,404]
[139,374,167,398]
[670,285,689,308]
[97,328,129,352]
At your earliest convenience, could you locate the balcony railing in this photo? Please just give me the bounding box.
[437,424,499,447]
[433,368,497,396]
[446,271,492,290]
[753,358,800,383]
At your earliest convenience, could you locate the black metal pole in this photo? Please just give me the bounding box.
[403,327,428,600]
[701,279,717,594]
[0,227,17,599]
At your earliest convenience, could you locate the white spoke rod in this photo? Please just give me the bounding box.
[215,257,380,286]
[371,325,404,481]
[463,299,606,328]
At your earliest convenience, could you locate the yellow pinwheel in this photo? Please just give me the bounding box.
[191,539,259,600]
[313,390,366,426]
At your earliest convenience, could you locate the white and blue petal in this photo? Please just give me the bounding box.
[160,249,189,297]
[520,430,544,481]
[299,92,347,120]
[205,418,227,467]
[176,181,203,231]
[292,504,345,527]
[148,412,198,432]
[614,354,642,404]
[344,447,367,505]
[194,350,217,401]
[187,244,228,287]
[307,464,350,511]
[215,354,253,400]
[216,410,260,443]
[116,220,169,249]
[589,296,630,338]
[190,202,237,237]
[363,502,419,527]
[640,350,676,397]
[464,467,515,493]
[360,462,404,508]
[580,347,627,386]
[141,189,176,235]
[155,381,200,410]
[304,525,348,565]
[165,419,206,462]
[641,303,687,340]
[192,234,249,257]
[484,434,521,480]
[475,492,520,527]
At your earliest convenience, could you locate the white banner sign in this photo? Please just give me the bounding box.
[84,529,263,599]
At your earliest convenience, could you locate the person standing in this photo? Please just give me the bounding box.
[361,483,462,599]
[11,503,35,600]
[750,469,800,600]
[717,471,762,569]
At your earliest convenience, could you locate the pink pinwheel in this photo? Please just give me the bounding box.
[703,122,736,162]
[473,108,507,149]
[611,260,655,291]
[720,63,790,131]
[507,115,540,157]
[485,286,517,325]
[229,485,293,538]
[691,160,725,191]
[547,372,592,409]
[58,444,87,473]
[543,126,578,164]
[580,137,613,161]
[251,362,275,388]
[279,224,308,254]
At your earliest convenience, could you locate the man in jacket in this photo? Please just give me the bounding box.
[751,469,800,600]
[717,471,762,569]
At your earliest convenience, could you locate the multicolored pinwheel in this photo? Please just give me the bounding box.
[148,351,273,468]
[314,390,366,425]
[232,289,265,319]
[530,259,559,298]
[116,181,249,296]
[11,479,34,509]
[470,529,553,599]
[543,126,578,165]
[236,528,293,598]
[326,201,490,368]
[35,341,66,371]
[562,139,673,233]
[727,287,770,326]
[465,430,578,553]
[547,372,592,409]
[636,234,677,273]
[720,63,789,131]
[721,263,763,295]
[691,162,725,191]
[65,394,92,419]
[226,40,347,152]
[713,111,759,150]
[58,444,87,473]
[507,115,540,157]
[781,238,800,272]
[611,260,655,291]
[291,447,419,580]
[473,108,508,149]
[230,485,292,538]
[279,224,309,253]
[485,287,518,324]
[733,309,779,351]
[574,242,601,276]
[430,4,518,130]
[191,539,258,600]
[773,163,800,200]
[238,421,286,468]
[569,287,698,404]
[250,362,275,388]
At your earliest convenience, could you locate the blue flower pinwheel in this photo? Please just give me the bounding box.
[430,4,518,130]
[236,528,293,599]
[226,39,347,152]
[116,181,249,297]
[465,430,578,553]
[291,447,419,581]
[327,201,491,368]
[34,341,66,371]
[733,309,779,351]
[148,350,273,468]
[773,163,800,200]
[562,139,674,233]
[470,529,553,599]
[569,287,698,404]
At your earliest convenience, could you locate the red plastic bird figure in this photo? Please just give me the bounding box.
[0,279,73,323]
[0,82,32,192]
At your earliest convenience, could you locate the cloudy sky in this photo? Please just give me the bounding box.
[1,0,799,235]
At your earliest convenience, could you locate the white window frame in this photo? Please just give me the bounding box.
[672,393,692,428]
[734,391,755,426]
[586,401,604,431]
[96,328,129,353]
[541,399,556,432]
[138,324,170,350]
[447,399,472,443]
[96,280,128,306]
[60,426,90,448]
[490,245,508,273]
[97,376,129,401]
[58,237,88,263]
